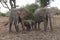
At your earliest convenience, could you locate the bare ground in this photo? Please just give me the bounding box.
[0,16,60,40]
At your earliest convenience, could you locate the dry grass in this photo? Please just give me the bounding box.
[0,16,60,40]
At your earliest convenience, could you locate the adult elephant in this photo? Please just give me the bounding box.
[33,7,53,31]
[7,7,29,32]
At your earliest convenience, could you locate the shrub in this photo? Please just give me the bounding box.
[0,12,7,16]
[25,4,39,19]
[56,10,60,15]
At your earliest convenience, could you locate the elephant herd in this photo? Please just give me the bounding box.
[6,7,53,32]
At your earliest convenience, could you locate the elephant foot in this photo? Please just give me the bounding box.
[27,29,31,31]
[44,29,47,32]
[15,26,19,33]
[26,28,31,31]
[50,28,53,32]
[38,28,40,30]
[16,28,19,33]
[16,30,19,33]
[34,29,37,31]
[22,28,25,31]
[36,29,40,31]
[51,28,53,31]
[34,27,37,30]
[9,30,12,33]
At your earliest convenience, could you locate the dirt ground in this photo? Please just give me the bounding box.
[0,15,60,40]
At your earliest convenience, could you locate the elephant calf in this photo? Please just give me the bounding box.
[22,20,35,31]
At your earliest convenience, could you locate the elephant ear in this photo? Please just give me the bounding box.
[18,8,29,19]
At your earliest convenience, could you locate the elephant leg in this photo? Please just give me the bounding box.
[21,21,25,31]
[14,19,19,32]
[38,22,40,30]
[49,17,53,31]
[27,25,31,31]
[15,25,19,32]
[28,25,31,31]
[31,22,34,30]
[44,19,48,32]
[18,16,22,23]
[9,22,12,32]
[34,22,37,30]
[31,24,34,30]
[9,17,13,32]
[14,23,19,32]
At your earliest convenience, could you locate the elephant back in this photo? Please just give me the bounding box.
[34,7,50,22]
[34,8,49,17]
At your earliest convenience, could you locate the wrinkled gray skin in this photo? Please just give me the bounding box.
[22,20,35,31]
[8,8,20,32]
[34,8,53,31]
[7,8,29,32]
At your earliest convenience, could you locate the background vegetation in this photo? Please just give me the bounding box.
[56,10,60,15]
[0,12,7,17]
[24,3,39,19]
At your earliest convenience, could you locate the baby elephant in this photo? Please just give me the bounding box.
[23,20,35,31]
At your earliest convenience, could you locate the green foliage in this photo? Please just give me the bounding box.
[25,4,39,19]
[0,12,7,16]
[56,10,60,15]
[40,0,50,7]
[36,0,54,7]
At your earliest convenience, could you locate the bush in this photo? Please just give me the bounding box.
[25,4,39,19]
[0,12,7,17]
[56,10,60,15]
